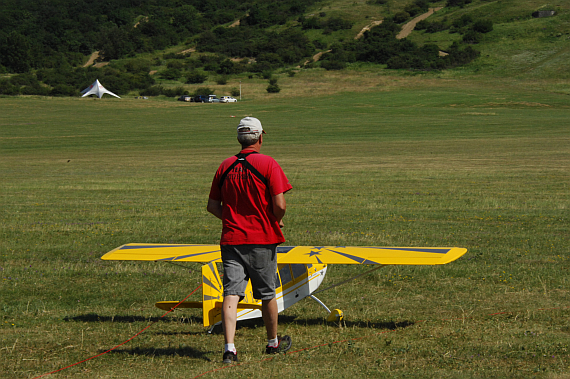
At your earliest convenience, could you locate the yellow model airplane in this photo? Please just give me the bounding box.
[102,244,467,329]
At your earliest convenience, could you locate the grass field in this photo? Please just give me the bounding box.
[1,79,569,378]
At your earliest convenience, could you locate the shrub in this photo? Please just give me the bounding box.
[472,19,493,33]
[427,21,449,33]
[124,59,152,74]
[194,86,212,96]
[446,0,472,7]
[0,80,19,95]
[21,85,50,96]
[301,16,321,30]
[325,17,353,31]
[167,60,185,69]
[217,59,235,75]
[10,73,38,87]
[216,76,228,85]
[416,20,430,30]
[139,85,163,96]
[462,30,482,44]
[230,87,240,97]
[203,62,220,72]
[393,11,411,24]
[162,86,186,97]
[160,68,181,80]
[50,84,78,97]
[185,71,208,84]
[321,60,346,70]
[266,84,280,93]
[404,4,423,17]
[453,14,473,29]
[267,78,280,93]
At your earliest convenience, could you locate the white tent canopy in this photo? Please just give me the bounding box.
[81,79,121,99]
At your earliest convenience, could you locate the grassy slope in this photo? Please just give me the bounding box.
[408,1,570,83]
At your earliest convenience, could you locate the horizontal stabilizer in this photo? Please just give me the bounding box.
[155,301,203,311]
[155,301,262,311]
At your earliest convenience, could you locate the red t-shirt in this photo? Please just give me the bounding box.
[209,150,292,245]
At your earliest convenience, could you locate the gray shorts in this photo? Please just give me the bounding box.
[221,244,278,301]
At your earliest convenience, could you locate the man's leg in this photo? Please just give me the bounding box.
[262,297,278,340]
[222,295,240,344]
[263,297,292,354]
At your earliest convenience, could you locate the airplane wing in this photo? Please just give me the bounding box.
[101,244,222,262]
[102,244,466,265]
[276,246,467,265]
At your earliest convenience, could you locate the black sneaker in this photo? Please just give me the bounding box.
[265,335,292,354]
[223,350,238,364]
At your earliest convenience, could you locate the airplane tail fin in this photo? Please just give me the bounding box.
[202,262,224,327]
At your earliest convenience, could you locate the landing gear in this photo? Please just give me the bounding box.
[309,295,343,322]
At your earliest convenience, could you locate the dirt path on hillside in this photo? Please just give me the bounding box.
[396,7,443,39]
[355,20,383,40]
[312,50,332,62]
[178,48,196,55]
[83,51,99,67]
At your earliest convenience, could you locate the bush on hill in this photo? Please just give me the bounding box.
[447,0,473,7]
[185,71,208,84]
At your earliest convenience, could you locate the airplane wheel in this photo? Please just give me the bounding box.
[327,309,343,322]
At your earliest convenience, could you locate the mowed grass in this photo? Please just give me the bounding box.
[1,81,569,379]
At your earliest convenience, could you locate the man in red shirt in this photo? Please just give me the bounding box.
[207,117,293,364]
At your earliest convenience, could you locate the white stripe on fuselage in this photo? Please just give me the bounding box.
[236,265,328,321]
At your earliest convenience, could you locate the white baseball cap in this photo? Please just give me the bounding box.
[237,117,266,136]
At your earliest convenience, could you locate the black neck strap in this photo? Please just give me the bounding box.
[218,152,268,189]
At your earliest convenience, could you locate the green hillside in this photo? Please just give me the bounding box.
[0,0,569,97]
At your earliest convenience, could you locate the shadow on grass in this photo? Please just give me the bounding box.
[108,346,214,361]
[64,312,203,324]
[288,317,415,330]
[207,315,414,334]
[67,313,414,332]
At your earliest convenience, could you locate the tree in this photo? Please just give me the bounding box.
[160,68,181,80]
[321,60,346,70]
[472,19,493,33]
[393,11,410,24]
[266,77,281,93]
[186,71,208,84]
[0,32,32,73]
[217,59,235,75]
[446,0,472,7]
[97,26,134,60]
[172,5,201,34]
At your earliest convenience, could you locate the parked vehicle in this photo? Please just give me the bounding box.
[194,95,220,103]
[178,95,192,102]
[194,95,209,103]
[220,96,238,103]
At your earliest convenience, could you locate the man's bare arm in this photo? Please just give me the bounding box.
[272,193,286,227]
[207,198,223,220]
